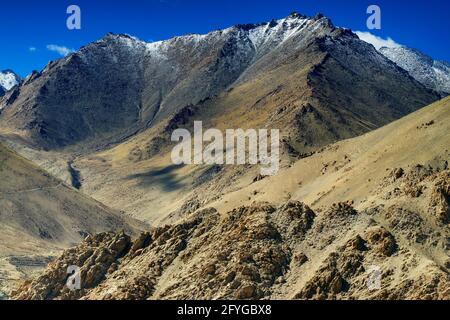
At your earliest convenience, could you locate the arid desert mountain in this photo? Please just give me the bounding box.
[380,46,450,96]
[12,97,450,300]
[0,143,141,298]
[0,12,439,153]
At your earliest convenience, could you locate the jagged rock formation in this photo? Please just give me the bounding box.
[12,172,450,300]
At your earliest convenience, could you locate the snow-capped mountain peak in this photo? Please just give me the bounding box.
[379,46,450,96]
[0,70,21,92]
[92,12,334,60]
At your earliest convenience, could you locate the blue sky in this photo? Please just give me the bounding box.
[1,0,449,77]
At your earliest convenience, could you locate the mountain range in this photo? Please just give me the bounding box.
[0,12,449,300]
[0,13,440,153]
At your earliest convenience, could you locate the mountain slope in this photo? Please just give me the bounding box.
[9,13,439,226]
[64,15,440,225]
[380,46,450,96]
[13,97,450,300]
[0,143,141,297]
[0,13,439,152]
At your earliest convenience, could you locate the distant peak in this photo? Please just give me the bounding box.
[380,46,432,61]
[314,13,325,20]
[1,70,20,80]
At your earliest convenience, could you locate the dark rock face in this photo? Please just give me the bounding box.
[68,161,82,189]
[1,37,147,149]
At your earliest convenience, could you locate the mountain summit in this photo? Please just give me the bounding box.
[0,13,439,153]
[380,46,450,96]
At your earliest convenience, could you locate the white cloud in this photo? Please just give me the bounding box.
[46,44,74,56]
[355,31,402,50]
[29,47,37,52]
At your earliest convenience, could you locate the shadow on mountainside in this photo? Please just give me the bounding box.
[126,164,186,191]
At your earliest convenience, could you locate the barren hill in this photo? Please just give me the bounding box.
[13,97,449,300]
[0,143,140,298]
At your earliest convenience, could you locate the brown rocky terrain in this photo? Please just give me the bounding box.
[0,13,438,154]
[11,97,450,300]
[12,177,449,300]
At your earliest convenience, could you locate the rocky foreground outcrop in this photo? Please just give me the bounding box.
[12,168,450,300]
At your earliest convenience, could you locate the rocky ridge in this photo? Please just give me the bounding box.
[380,46,450,96]
[12,165,450,300]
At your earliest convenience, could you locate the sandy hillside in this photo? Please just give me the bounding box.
[210,95,450,214]
[0,144,141,298]
[12,97,449,300]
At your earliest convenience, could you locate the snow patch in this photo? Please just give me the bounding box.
[355,31,401,50]
[0,70,20,91]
